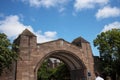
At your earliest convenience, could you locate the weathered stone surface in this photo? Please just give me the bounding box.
[0,29,95,80]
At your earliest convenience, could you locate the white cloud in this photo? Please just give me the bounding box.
[96,6,120,19]
[101,21,120,32]
[0,15,33,39]
[0,15,57,43]
[36,31,57,43]
[22,0,68,8]
[44,31,57,38]
[74,0,109,11]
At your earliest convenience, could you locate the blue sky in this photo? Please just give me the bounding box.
[0,0,120,56]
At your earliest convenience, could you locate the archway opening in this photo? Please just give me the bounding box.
[36,51,87,80]
[37,58,71,80]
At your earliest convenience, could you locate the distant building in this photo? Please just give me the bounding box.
[48,58,62,69]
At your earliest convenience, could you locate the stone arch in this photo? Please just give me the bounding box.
[34,50,87,80]
[0,29,95,80]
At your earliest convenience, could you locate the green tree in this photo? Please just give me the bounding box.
[37,59,49,80]
[0,33,18,75]
[37,59,70,80]
[93,29,120,79]
[37,59,54,80]
[53,63,70,80]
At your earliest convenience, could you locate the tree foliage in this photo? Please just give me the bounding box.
[53,63,70,80]
[0,33,18,75]
[37,59,70,80]
[37,59,53,80]
[93,29,120,79]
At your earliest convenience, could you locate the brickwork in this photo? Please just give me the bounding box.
[0,29,95,80]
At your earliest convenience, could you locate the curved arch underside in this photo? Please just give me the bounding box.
[37,50,87,80]
[49,51,86,70]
